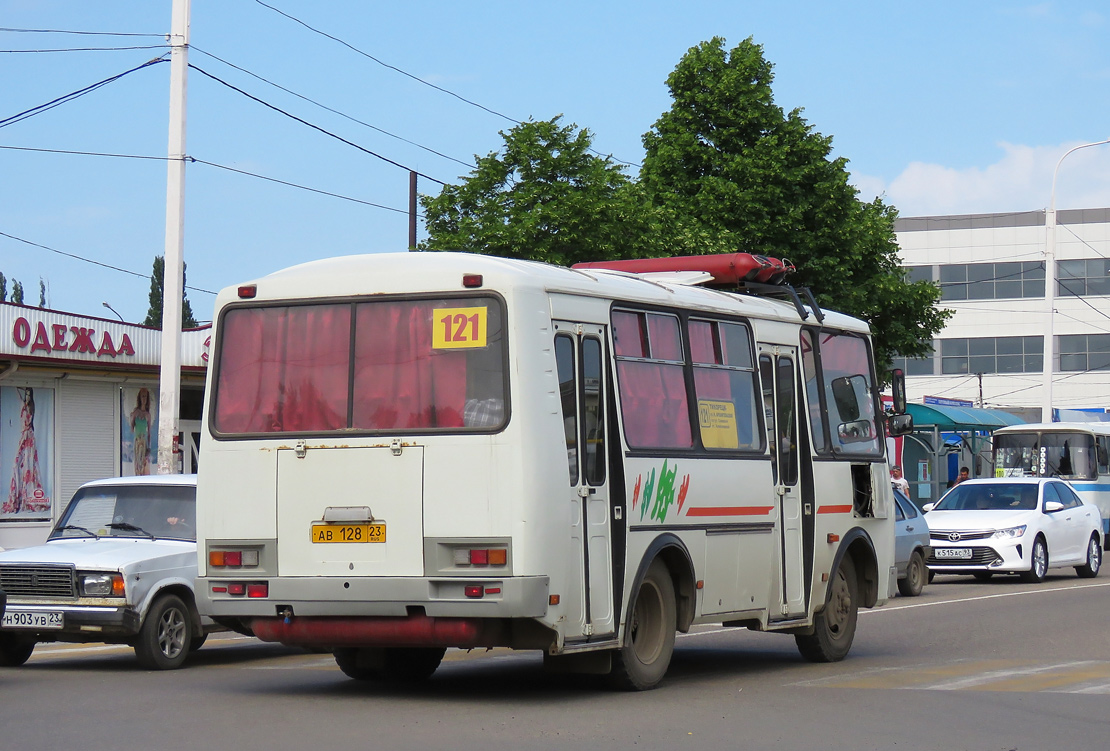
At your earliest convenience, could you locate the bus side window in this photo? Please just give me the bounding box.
[555,334,578,484]
[1098,437,1110,475]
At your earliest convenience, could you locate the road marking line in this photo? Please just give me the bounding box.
[867,581,1110,615]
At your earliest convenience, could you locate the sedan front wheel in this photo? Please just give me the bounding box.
[1076,535,1102,579]
[1020,537,1048,584]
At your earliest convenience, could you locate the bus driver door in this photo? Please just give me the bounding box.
[554,323,615,642]
[760,346,807,619]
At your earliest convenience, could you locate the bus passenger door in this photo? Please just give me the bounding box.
[555,323,615,641]
[759,347,807,618]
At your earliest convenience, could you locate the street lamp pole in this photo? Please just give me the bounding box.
[101,302,125,322]
[1042,137,1110,423]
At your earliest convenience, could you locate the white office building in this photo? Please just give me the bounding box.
[893,207,1110,423]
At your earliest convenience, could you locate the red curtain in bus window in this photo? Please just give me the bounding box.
[352,301,467,429]
[647,313,682,360]
[617,361,692,449]
[214,305,350,433]
[689,321,730,396]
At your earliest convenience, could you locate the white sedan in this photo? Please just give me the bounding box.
[925,477,1102,582]
[0,474,217,669]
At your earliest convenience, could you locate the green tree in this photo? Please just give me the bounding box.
[0,272,6,302]
[38,278,46,308]
[143,255,198,329]
[638,37,948,369]
[420,117,660,265]
[11,280,24,305]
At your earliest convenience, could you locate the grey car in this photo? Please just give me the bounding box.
[894,486,931,596]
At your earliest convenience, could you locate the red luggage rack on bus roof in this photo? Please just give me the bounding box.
[571,252,824,322]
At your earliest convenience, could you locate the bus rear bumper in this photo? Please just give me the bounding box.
[251,613,510,649]
[196,575,550,620]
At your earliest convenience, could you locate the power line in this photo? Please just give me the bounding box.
[0,45,168,53]
[193,159,419,216]
[0,231,216,295]
[251,0,519,124]
[191,45,475,170]
[0,145,416,216]
[0,144,171,161]
[188,63,447,185]
[0,27,164,37]
[0,55,167,129]
[249,0,641,168]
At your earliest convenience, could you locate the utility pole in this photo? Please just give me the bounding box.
[408,171,418,250]
[976,372,983,408]
[157,0,190,474]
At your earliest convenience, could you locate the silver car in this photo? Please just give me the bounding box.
[893,486,930,596]
[0,474,216,669]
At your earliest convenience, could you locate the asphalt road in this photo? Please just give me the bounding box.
[3,573,1109,751]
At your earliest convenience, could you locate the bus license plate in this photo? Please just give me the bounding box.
[935,547,972,560]
[310,523,386,544]
[2,610,64,629]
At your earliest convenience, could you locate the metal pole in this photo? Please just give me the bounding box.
[1043,137,1110,424]
[408,171,418,250]
[157,0,191,474]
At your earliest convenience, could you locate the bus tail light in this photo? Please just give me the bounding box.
[464,585,484,598]
[209,548,260,568]
[219,582,268,598]
[450,546,508,567]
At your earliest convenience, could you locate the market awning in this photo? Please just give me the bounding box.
[905,403,1026,431]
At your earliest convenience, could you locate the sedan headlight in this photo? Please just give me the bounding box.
[992,525,1027,540]
[79,572,125,597]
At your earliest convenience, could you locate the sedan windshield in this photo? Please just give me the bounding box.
[49,485,196,541]
[934,483,1038,512]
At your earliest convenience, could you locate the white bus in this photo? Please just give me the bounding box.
[993,422,1110,543]
[195,251,905,689]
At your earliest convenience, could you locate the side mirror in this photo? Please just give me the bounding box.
[923,502,935,512]
[890,367,907,414]
[1044,500,1064,513]
[887,412,914,437]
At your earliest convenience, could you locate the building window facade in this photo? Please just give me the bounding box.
[940,336,1044,374]
[1057,259,1110,297]
[938,262,1045,301]
[1059,334,1110,372]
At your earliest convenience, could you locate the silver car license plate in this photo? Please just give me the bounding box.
[1,610,64,629]
[935,547,972,560]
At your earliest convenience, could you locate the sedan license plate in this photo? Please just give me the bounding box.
[2,610,64,630]
[935,547,973,560]
[311,522,386,544]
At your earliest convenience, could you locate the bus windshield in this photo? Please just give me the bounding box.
[995,432,1097,480]
[212,296,507,435]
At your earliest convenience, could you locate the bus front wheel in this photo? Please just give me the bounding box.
[796,556,858,663]
[610,559,677,691]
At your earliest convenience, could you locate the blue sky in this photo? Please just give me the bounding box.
[2,1,1109,323]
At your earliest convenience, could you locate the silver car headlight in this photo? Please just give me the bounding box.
[992,525,1027,540]
[79,572,125,597]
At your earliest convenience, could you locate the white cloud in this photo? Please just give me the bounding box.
[853,140,1110,217]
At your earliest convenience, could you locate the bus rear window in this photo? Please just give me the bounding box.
[213,297,506,435]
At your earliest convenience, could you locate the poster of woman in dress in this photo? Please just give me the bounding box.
[121,386,158,476]
[1,386,54,520]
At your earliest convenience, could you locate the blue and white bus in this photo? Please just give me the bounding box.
[993,422,1110,542]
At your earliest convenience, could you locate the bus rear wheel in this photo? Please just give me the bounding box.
[796,556,858,663]
[334,646,445,682]
[610,559,676,691]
